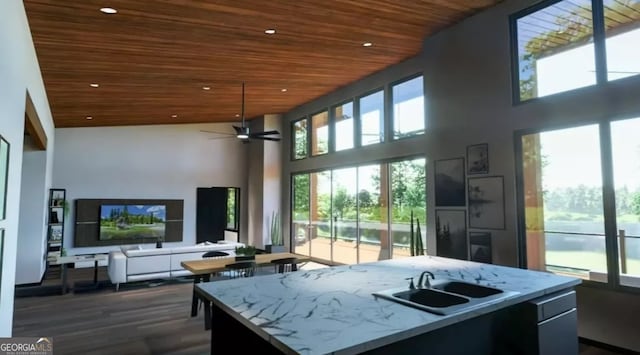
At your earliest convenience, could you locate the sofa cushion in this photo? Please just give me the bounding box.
[120,245,142,253]
[171,243,241,254]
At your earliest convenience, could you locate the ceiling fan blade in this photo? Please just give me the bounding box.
[207,136,234,140]
[200,129,235,136]
[252,136,281,141]
[232,125,242,134]
[251,130,280,136]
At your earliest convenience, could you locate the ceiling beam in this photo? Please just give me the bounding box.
[24,91,47,151]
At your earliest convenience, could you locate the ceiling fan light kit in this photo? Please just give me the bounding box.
[202,82,281,143]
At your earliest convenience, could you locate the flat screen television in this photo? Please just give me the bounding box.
[99,204,166,240]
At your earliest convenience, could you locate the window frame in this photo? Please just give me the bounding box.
[310,109,330,157]
[514,116,640,294]
[291,116,309,161]
[331,99,356,153]
[389,73,426,141]
[356,87,385,147]
[509,0,612,105]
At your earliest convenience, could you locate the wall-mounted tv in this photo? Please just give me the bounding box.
[99,204,166,240]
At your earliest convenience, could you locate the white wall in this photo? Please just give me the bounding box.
[282,0,640,350]
[15,141,48,285]
[52,123,248,255]
[263,114,282,247]
[246,114,283,248]
[0,1,55,336]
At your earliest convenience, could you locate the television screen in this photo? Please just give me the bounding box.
[99,204,166,240]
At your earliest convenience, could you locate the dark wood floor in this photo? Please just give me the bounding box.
[13,267,624,355]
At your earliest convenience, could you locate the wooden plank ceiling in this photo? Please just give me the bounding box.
[25,0,501,128]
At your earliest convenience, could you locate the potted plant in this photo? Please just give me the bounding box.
[265,211,286,253]
[235,245,257,261]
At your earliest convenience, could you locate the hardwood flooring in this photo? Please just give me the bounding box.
[13,266,626,355]
[14,269,209,354]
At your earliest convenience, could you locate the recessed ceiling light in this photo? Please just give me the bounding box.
[171,114,178,118]
[264,29,276,35]
[281,88,287,92]
[235,114,240,117]
[90,83,99,88]
[100,7,117,14]
[202,86,211,91]
[86,116,93,120]
[363,42,373,47]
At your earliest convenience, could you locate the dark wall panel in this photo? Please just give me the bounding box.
[74,199,183,247]
[196,187,227,243]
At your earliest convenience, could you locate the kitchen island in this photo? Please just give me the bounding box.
[196,256,580,354]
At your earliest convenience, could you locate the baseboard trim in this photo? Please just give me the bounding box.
[579,337,638,354]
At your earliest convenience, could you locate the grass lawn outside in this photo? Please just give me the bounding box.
[546,250,640,276]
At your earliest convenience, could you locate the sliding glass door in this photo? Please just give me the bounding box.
[611,117,640,287]
[291,157,425,265]
[292,174,310,256]
[520,117,640,289]
[332,168,358,264]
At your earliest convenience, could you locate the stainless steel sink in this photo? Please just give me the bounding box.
[373,279,519,315]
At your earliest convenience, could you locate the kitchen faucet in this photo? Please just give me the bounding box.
[417,271,435,288]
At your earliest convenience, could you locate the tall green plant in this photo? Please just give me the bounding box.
[409,210,425,256]
[415,218,424,256]
[269,211,282,245]
[409,210,415,256]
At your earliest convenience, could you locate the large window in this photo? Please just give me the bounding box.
[359,90,384,146]
[226,187,240,230]
[292,118,308,160]
[519,117,640,289]
[512,0,640,102]
[291,157,425,265]
[311,111,329,156]
[390,158,426,259]
[604,1,640,82]
[333,101,354,151]
[392,75,425,139]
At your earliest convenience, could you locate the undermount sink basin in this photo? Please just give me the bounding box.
[393,288,469,308]
[431,281,503,298]
[373,278,519,316]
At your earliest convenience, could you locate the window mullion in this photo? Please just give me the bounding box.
[592,0,608,84]
[599,122,620,287]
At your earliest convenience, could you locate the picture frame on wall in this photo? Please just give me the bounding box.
[469,231,492,264]
[434,157,465,207]
[0,135,10,221]
[467,143,489,175]
[468,176,505,230]
[435,209,468,260]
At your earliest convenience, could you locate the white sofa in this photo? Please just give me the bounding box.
[108,242,243,290]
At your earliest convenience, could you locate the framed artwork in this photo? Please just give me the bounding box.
[467,143,489,175]
[0,135,9,221]
[469,232,492,264]
[468,176,505,230]
[435,209,468,260]
[434,157,465,206]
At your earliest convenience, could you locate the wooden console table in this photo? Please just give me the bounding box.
[51,254,108,294]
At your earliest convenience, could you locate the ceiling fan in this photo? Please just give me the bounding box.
[201,82,281,143]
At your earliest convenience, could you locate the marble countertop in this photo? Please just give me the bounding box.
[196,256,580,355]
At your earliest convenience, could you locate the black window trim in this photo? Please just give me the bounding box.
[389,72,425,141]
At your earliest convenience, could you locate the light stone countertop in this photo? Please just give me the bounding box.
[197,256,580,354]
